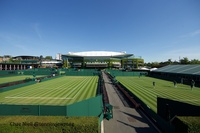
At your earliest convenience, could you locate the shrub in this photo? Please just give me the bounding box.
[0,116,99,133]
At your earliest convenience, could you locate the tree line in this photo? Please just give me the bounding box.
[145,57,200,68]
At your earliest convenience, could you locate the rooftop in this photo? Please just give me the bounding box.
[67,51,132,57]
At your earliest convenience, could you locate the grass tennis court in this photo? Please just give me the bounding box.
[0,75,46,84]
[116,76,200,113]
[0,76,98,105]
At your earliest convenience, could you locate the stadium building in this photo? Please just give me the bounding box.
[61,51,144,69]
[0,55,62,70]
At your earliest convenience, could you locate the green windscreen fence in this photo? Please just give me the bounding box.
[0,69,101,76]
[39,105,67,116]
[106,70,148,77]
[65,69,100,76]
[21,68,56,75]
[0,68,57,76]
[0,70,18,76]
[67,95,103,116]
[0,95,103,117]
[0,105,39,116]
[0,81,36,92]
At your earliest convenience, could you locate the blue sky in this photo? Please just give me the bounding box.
[0,0,200,62]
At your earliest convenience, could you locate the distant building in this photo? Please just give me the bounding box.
[0,55,63,70]
[62,51,144,69]
[13,55,39,64]
[56,53,62,60]
[41,60,63,68]
[2,55,12,62]
[0,51,144,70]
[0,56,3,62]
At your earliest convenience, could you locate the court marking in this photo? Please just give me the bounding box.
[181,99,199,102]
[9,77,70,97]
[5,83,86,100]
[5,84,88,100]
[2,76,98,104]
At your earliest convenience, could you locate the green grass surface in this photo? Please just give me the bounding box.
[0,75,46,84]
[116,76,200,113]
[0,76,98,105]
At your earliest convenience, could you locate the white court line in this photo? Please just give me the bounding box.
[6,81,86,100]
[5,77,95,101]
[7,78,74,98]
[182,99,199,102]
[101,120,104,133]
[5,96,73,100]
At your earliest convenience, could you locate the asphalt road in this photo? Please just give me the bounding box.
[102,72,159,133]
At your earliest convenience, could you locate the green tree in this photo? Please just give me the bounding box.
[39,55,43,67]
[45,56,52,60]
[190,59,200,64]
[180,57,189,64]
[167,59,172,64]
[151,62,160,67]
[63,60,68,68]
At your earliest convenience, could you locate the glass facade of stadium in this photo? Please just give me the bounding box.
[61,51,144,69]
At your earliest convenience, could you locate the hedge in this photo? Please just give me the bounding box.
[0,116,99,133]
[173,116,200,133]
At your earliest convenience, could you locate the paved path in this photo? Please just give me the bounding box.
[102,72,158,133]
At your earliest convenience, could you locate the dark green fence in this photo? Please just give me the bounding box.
[106,70,147,77]
[0,70,18,76]
[0,68,57,76]
[0,95,103,117]
[20,68,56,75]
[157,97,200,120]
[0,69,101,76]
[65,69,100,76]
[0,81,36,92]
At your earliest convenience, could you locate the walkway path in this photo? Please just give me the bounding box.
[102,72,158,133]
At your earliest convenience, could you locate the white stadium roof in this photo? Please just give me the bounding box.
[68,51,127,57]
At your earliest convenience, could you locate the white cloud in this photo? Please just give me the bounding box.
[32,23,42,40]
[179,29,200,38]
[190,29,200,36]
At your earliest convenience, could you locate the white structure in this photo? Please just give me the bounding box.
[68,51,127,57]
[62,51,143,68]
[56,53,62,60]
